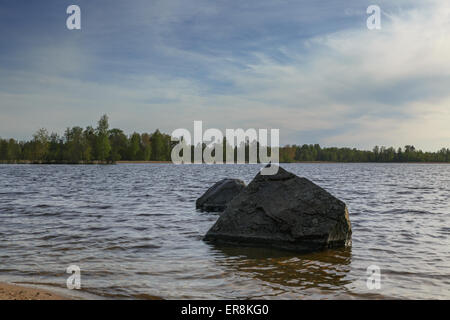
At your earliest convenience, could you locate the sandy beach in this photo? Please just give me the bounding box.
[0,283,69,300]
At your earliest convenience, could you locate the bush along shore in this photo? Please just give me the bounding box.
[1,115,449,164]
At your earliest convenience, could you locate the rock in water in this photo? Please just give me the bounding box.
[196,178,246,212]
[204,166,352,252]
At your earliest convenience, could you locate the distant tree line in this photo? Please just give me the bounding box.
[279,144,450,163]
[0,115,173,163]
[0,115,449,163]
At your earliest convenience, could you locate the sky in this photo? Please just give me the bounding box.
[0,0,449,151]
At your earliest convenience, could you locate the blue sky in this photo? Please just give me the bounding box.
[0,0,449,150]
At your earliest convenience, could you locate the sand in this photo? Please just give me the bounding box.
[0,283,69,300]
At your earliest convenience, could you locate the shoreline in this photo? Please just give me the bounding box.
[1,161,449,165]
[0,282,71,300]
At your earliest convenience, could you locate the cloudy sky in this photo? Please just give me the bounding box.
[0,0,449,150]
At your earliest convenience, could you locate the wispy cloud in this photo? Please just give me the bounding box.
[0,0,448,150]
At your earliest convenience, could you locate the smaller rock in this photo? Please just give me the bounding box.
[196,179,246,212]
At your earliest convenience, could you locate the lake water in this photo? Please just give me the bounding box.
[0,163,448,299]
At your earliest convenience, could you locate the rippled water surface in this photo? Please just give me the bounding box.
[0,163,449,299]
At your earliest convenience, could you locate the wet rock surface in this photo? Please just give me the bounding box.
[196,178,246,212]
[204,166,352,252]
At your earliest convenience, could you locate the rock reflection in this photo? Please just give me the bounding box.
[210,245,353,293]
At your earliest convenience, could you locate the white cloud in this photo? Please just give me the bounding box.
[1,1,449,150]
[204,1,450,150]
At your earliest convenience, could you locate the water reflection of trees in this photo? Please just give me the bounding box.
[210,245,353,296]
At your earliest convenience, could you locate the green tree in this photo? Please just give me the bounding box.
[32,128,49,162]
[8,139,21,161]
[0,139,7,161]
[83,126,96,161]
[47,133,63,162]
[95,114,111,162]
[140,133,152,161]
[109,128,128,162]
[151,129,164,161]
[128,132,141,160]
[64,127,85,163]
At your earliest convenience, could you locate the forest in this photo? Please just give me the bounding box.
[0,115,449,163]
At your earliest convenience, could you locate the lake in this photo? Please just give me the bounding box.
[0,163,448,299]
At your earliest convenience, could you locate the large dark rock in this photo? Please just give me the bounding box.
[204,166,352,252]
[196,178,246,212]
